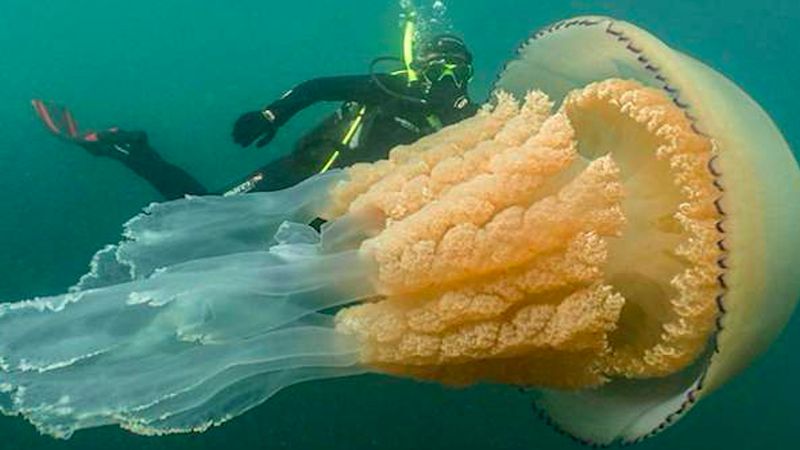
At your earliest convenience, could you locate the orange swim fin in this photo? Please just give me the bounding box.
[30,99,115,143]
[31,99,80,138]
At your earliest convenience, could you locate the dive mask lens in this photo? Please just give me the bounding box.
[423,59,473,87]
[422,60,446,83]
[453,63,473,84]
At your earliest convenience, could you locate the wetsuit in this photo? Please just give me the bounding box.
[85,73,478,200]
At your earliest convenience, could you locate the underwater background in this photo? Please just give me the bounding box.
[0,0,797,449]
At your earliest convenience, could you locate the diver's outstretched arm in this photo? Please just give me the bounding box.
[232,74,405,148]
[32,100,208,200]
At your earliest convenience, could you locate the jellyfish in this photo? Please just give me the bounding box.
[1,16,799,445]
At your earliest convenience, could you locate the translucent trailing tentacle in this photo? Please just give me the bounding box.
[0,170,375,439]
[75,169,344,289]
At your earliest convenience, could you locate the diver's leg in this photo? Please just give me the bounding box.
[32,100,208,200]
[89,130,209,200]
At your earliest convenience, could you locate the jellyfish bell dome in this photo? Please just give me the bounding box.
[493,16,800,444]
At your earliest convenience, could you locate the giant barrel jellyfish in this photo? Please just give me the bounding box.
[1,16,798,446]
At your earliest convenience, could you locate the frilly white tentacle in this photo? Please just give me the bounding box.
[0,170,376,438]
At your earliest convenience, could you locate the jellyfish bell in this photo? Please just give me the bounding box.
[493,16,800,444]
[1,17,798,446]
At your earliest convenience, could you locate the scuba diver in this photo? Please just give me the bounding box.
[33,26,478,200]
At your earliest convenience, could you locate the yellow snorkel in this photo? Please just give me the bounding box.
[368,7,428,104]
[403,9,419,83]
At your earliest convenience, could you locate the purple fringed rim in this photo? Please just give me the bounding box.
[500,17,730,447]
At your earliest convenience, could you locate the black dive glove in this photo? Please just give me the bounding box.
[232,110,278,148]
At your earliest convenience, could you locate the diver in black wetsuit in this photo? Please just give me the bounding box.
[33,34,478,200]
